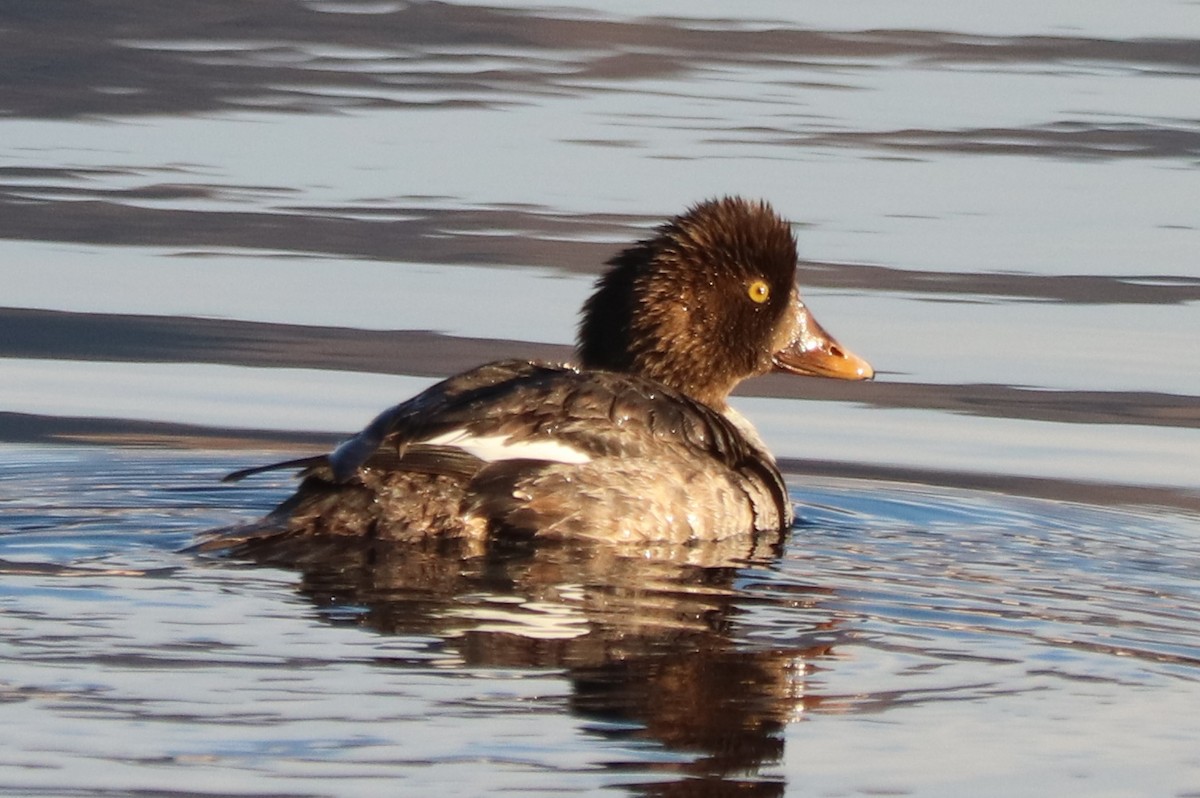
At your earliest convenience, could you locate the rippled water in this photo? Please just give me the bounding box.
[3,447,1199,796]
[2,0,1199,794]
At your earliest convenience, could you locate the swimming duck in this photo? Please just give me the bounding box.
[205,197,872,548]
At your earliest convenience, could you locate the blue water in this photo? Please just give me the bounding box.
[2,447,1199,796]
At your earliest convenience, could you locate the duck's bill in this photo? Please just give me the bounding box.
[772,310,874,381]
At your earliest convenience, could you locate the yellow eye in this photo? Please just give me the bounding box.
[747,279,770,304]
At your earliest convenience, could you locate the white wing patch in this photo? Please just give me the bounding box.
[423,429,592,465]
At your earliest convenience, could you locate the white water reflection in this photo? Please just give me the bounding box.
[742,396,1200,491]
[1,359,434,433]
[1,242,587,341]
[841,292,1200,395]
[458,0,1200,39]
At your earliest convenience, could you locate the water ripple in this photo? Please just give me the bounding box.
[3,447,1199,794]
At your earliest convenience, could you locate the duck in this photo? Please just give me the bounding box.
[200,197,872,550]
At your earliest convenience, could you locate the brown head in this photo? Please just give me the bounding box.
[577,197,872,409]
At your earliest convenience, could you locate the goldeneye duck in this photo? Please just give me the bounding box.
[205,197,872,548]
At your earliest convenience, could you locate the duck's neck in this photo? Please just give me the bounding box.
[720,403,774,461]
[576,344,738,412]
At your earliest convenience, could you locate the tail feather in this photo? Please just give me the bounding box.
[222,455,329,483]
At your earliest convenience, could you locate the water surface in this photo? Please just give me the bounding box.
[3,447,1199,796]
[2,1,1199,795]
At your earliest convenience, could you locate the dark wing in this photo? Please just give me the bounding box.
[334,360,767,471]
[326,360,567,480]
[222,360,571,483]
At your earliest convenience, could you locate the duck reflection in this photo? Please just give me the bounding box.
[213,531,837,795]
